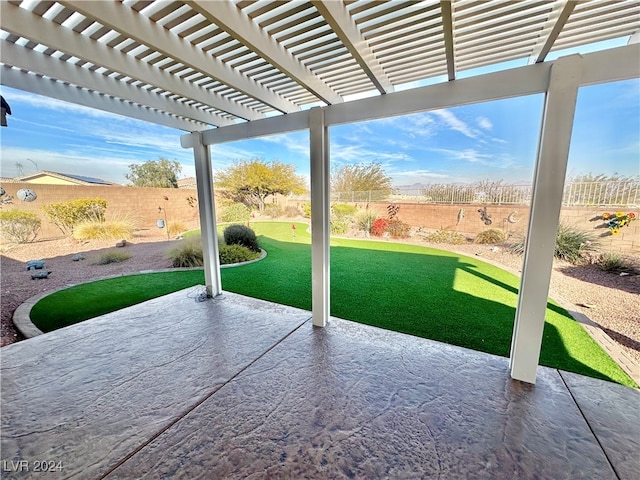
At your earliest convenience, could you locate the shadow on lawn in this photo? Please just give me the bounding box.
[223,237,630,385]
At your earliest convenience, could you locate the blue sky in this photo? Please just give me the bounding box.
[1,52,638,188]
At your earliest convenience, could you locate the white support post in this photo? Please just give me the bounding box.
[309,107,330,327]
[192,132,222,297]
[510,55,583,384]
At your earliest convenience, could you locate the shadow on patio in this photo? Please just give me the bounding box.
[1,289,638,479]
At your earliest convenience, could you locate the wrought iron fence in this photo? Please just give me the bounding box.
[326,181,639,207]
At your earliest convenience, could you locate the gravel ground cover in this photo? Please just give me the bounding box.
[2,227,638,377]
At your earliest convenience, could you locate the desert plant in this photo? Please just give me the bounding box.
[301,202,311,218]
[331,203,357,219]
[167,237,203,267]
[168,221,187,237]
[595,252,638,274]
[386,219,411,238]
[94,250,132,265]
[474,229,506,244]
[0,209,41,243]
[371,218,389,237]
[355,209,378,233]
[220,203,251,223]
[219,244,261,264]
[73,218,135,241]
[264,203,284,219]
[223,224,260,252]
[283,205,301,217]
[42,198,108,235]
[554,223,598,264]
[330,215,350,235]
[425,229,467,244]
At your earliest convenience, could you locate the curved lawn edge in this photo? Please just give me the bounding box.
[15,249,267,339]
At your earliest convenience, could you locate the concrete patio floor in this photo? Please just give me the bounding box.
[1,288,638,479]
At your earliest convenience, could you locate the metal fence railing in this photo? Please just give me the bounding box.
[324,181,639,207]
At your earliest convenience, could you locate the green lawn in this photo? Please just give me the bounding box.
[30,222,636,387]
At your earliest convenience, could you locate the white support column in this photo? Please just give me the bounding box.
[192,132,222,297]
[510,55,583,384]
[309,107,330,327]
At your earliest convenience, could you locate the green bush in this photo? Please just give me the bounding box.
[386,219,411,238]
[554,223,598,264]
[330,215,349,235]
[219,244,261,264]
[301,202,311,218]
[0,209,41,243]
[224,224,260,252]
[220,203,251,223]
[264,204,284,218]
[425,229,467,244]
[331,203,357,219]
[42,198,108,235]
[474,229,506,244]
[73,219,135,241]
[94,250,132,265]
[168,237,203,268]
[355,209,378,232]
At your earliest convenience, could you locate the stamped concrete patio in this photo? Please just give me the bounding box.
[1,288,638,479]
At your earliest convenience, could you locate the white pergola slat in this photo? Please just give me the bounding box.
[1,0,639,384]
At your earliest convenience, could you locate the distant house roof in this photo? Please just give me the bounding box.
[14,171,118,186]
[177,177,197,189]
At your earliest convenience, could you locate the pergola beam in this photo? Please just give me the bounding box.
[60,0,298,115]
[186,0,343,105]
[0,40,234,128]
[0,1,259,122]
[312,0,393,94]
[529,1,578,64]
[441,0,456,81]
[0,66,204,131]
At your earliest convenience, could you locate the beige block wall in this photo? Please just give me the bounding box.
[0,182,202,240]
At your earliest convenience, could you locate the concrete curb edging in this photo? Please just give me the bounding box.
[13,249,267,340]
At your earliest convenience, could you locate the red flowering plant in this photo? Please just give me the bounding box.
[371,218,389,237]
[600,211,636,235]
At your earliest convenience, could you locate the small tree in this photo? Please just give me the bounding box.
[0,209,41,243]
[331,162,392,200]
[126,158,182,188]
[215,158,306,212]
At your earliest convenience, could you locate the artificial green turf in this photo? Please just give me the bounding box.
[30,222,636,387]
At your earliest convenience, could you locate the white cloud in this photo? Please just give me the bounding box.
[477,116,493,130]
[432,109,479,138]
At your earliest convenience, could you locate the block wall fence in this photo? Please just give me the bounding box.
[1,182,638,254]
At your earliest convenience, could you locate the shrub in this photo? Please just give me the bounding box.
[219,244,261,264]
[264,204,284,219]
[94,250,132,265]
[42,198,108,235]
[595,252,638,274]
[220,203,251,223]
[386,219,411,238]
[425,229,467,244]
[554,223,598,264]
[332,203,357,219]
[224,224,260,252]
[168,221,187,236]
[330,215,349,235]
[0,209,41,243]
[167,237,203,268]
[355,209,378,233]
[474,229,506,244]
[371,218,389,236]
[301,202,311,218]
[73,219,135,241]
[283,205,301,217]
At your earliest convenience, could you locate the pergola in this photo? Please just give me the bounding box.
[2,0,638,384]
